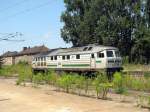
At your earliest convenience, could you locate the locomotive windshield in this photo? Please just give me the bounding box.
[106,51,114,57]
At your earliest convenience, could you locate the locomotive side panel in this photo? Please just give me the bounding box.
[32,45,123,73]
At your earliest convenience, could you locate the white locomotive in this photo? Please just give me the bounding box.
[32,44,122,74]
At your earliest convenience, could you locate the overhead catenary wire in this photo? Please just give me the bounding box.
[0,32,24,42]
[0,0,56,42]
[0,0,30,13]
[0,0,55,22]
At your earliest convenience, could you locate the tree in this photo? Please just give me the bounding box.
[147,0,150,26]
[61,0,150,64]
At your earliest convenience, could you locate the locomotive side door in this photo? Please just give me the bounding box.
[57,56,62,68]
[90,53,96,69]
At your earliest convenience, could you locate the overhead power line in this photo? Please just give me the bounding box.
[0,0,55,22]
[0,32,24,42]
[0,0,30,13]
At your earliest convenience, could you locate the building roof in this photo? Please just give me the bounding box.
[17,45,49,56]
[1,51,18,57]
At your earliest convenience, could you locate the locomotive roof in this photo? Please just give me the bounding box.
[34,45,118,57]
[59,45,117,55]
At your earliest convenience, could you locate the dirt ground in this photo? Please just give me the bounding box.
[0,78,149,112]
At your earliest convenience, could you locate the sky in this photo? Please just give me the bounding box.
[0,0,71,54]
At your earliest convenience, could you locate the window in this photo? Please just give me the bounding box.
[98,52,104,58]
[91,54,94,58]
[107,51,114,57]
[83,47,88,51]
[51,56,53,60]
[76,54,80,59]
[88,47,93,51]
[38,57,40,61]
[35,58,37,61]
[62,55,65,60]
[67,55,70,60]
[41,57,43,61]
[54,56,57,60]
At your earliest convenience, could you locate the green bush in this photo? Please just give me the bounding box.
[99,83,112,99]
[113,72,127,94]
[57,74,74,93]
[73,75,85,95]
[16,65,33,86]
[32,73,45,87]
[46,70,58,85]
[93,74,109,99]
[131,78,145,91]
[84,78,92,95]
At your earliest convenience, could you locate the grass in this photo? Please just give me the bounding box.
[1,63,150,108]
[123,64,150,71]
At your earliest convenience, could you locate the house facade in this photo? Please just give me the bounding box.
[1,51,18,65]
[1,45,49,65]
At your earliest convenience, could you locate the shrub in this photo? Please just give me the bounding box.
[93,74,109,99]
[84,78,92,95]
[16,70,26,86]
[32,73,45,87]
[46,70,58,85]
[131,78,145,91]
[74,75,85,95]
[99,83,112,99]
[16,64,33,86]
[57,74,74,93]
[113,72,127,94]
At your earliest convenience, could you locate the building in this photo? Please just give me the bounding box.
[1,45,49,65]
[15,45,49,64]
[1,51,18,65]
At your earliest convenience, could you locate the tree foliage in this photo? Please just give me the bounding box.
[61,0,150,64]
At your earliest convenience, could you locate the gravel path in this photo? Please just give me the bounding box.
[0,78,149,112]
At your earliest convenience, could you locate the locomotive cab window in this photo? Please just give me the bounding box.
[106,51,114,57]
[76,54,80,59]
[98,52,104,58]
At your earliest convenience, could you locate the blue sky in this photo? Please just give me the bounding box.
[0,0,71,54]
